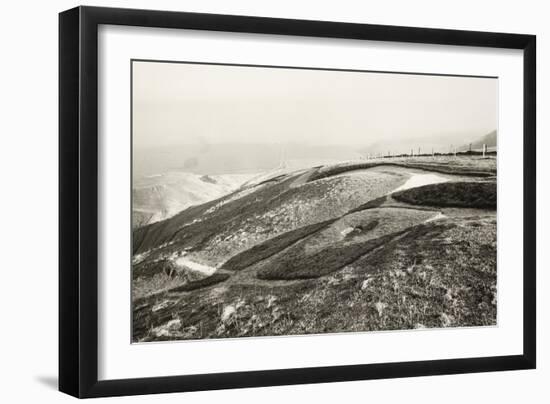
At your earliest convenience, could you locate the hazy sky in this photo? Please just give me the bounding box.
[132,60,497,152]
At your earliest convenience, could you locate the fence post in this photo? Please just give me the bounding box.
[483,143,487,157]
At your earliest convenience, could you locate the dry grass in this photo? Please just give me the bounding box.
[133,216,496,341]
[131,158,497,341]
[256,230,408,280]
[167,272,231,292]
[222,219,336,271]
[134,168,406,266]
[132,271,187,300]
[133,259,177,280]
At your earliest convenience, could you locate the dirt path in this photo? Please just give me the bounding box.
[391,172,449,193]
[174,255,217,276]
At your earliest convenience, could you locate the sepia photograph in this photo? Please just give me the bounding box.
[131,60,498,342]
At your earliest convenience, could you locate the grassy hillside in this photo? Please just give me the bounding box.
[131,156,497,341]
[309,157,496,182]
[222,219,337,271]
[133,167,408,263]
[459,130,497,152]
[393,181,496,209]
[133,216,496,341]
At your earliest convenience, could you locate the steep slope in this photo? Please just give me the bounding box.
[132,166,410,262]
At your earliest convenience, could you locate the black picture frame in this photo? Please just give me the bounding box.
[59,5,536,398]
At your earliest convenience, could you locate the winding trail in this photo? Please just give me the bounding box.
[174,255,217,276]
[391,173,449,193]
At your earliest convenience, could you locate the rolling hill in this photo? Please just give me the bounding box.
[132,172,255,228]
[458,130,497,152]
[132,156,497,341]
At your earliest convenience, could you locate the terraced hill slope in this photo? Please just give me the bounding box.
[132,156,497,342]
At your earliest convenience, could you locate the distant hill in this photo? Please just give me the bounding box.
[133,142,362,178]
[360,130,497,156]
[132,172,254,228]
[458,130,497,152]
